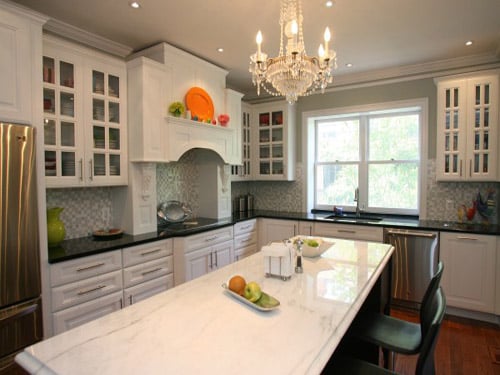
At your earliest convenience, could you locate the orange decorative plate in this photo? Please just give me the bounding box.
[185,87,214,121]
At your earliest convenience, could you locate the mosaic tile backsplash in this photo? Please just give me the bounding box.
[47,158,499,239]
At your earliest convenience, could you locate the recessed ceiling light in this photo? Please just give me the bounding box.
[217,48,224,53]
[346,63,353,68]
[325,1,334,7]
[129,2,140,9]
[465,40,473,46]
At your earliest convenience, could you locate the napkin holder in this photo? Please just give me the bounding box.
[261,242,294,280]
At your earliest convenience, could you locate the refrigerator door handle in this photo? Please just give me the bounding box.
[0,303,38,328]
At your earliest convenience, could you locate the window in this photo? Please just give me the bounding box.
[306,100,426,215]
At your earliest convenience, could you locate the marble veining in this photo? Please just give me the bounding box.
[18,239,393,375]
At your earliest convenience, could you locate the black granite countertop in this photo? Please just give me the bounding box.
[48,209,500,264]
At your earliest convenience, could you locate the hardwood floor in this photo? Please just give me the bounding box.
[391,308,500,375]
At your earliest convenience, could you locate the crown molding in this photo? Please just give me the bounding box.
[43,18,133,58]
[0,0,48,24]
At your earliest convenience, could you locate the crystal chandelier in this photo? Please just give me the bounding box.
[249,0,337,103]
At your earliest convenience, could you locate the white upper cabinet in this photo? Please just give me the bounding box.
[252,101,296,180]
[127,43,242,164]
[231,102,252,180]
[0,3,45,124]
[43,36,128,187]
[435,73,499,181]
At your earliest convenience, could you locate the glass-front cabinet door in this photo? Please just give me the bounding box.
[43,53,84,187]
[252,101,295,181]
[436,74,498,181]
[88,68,125,184]
[466,76,498,180]
[43,35,127,187]
[231,104,252,180]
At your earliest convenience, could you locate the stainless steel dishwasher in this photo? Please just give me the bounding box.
[384,228,439,309]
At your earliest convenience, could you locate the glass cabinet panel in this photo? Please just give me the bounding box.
[44,119,56,146]
[60,61,74,88]
[93,71,105,94]
[61,152,76,177]
[43,57,55,84]
[93,126,105,149]
[93,153,106,176]
[108,75,119,98]
[61,122,75,147]
[109,101,120,123]
[60,92,74,117]
[109,128,120,150]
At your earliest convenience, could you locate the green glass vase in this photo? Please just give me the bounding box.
[47,207,66,248]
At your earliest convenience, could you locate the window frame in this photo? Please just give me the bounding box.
[302,98,429,217]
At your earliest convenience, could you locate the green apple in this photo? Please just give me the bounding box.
[244,281,262,302]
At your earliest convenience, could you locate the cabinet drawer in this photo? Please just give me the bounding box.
[184,226,233,251]
[51,270,123,312]
[50,250,122,287]
[123,256,173,288]
[313,223,383,242]
[123,274,174,306]
[234,244,258,261]
[122,239,172,267]
[52,291,123,335]
[234,231,257,249]
[234,219,257,236]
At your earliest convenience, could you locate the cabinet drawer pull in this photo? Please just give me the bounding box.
[140,248,161,256]
[129,295,133,305]
[241,238,252,243]
[141,267,162,276]
[76,262,105,272]
[89,159,93,181]
[205,235,218,242]
[79,158,84,181]
[77,284,106,295]
[338,229,356,234]
[456,236,478,241]
[214,251,218,267]
[241,224,252,230]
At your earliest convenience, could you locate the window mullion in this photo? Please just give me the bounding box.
[359,115,368,210]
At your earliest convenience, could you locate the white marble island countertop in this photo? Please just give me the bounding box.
[17,238,393,375]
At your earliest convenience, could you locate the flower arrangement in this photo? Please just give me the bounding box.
[168,101,185,117]
[218,114,230,126]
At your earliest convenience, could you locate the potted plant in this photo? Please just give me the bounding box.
[168,101,185,117]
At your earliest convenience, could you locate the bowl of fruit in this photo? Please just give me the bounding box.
[293,237,332,258]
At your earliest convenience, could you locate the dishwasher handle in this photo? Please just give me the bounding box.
[385,229,437,239]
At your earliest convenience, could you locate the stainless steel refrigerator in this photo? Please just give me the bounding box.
[0,123,43,373]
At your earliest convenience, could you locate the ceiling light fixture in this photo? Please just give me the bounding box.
[217,48,224,53]
[249,0,336,103]
[346,63,353,68]
[325,1,334,7]
[465,40,473,46]
[129,2,140,9]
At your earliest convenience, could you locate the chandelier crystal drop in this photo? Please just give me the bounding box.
[249,0,337,103]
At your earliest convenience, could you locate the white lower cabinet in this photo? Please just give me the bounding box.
[52,291,123,335]
[174,226,234,284]
[122,239,174,306]
[440,232,496,313]
[49,240,174,335]
[234,219,258,261]
[258,218,315,248]
[313,222,383,242]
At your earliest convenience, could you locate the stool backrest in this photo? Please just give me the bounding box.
[416,287,446,375]
[419,261,444,332]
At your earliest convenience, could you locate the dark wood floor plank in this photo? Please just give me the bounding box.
[392,308,500,375]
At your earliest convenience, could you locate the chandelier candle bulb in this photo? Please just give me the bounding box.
[324,27,331,58]
[256,31,262,61]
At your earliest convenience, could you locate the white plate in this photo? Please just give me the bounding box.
[221,283,280,311]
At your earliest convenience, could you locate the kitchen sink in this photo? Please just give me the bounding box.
[322,214,383,223]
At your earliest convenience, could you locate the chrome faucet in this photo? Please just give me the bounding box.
[354,187,360,217]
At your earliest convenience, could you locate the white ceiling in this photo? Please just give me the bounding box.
[10,0,500,100]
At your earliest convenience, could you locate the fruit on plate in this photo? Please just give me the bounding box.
[228,275,246,296]
[244,281,262,302]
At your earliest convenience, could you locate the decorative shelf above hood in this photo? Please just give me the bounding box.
[163,116,240,164]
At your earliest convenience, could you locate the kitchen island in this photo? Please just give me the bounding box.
[17,238,393,374]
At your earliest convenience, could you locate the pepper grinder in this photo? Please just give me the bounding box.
[295,239,303,273]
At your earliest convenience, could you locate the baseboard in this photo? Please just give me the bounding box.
[445,306,500,325]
